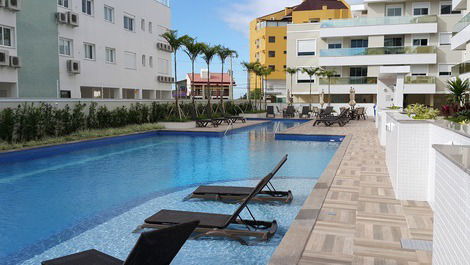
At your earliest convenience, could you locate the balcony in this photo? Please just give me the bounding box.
[452,63,470,80]
[451,13,470,50]
[256,21,290,30]
[404,76,436,94]
[320,15,437,38]
[319,77,378,94]
[319,46,437,66]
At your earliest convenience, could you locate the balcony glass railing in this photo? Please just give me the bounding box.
[404,76,436,84]
[454,13,470,33]
[320,15,437,28]
[319,77,378,85]
[320,46,436,57]
[452,63,470,75]
[256,21,290,30]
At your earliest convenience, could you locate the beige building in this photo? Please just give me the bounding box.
[287,0,464,108]
[451,0,470,81]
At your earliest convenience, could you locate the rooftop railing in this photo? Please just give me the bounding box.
[404,76,436,84]
[256,21,290,30]
[454,13,470,33]
[319,76,378,85]
[320,15,437,28]
[452,62,470,75]
[320,46,436,57]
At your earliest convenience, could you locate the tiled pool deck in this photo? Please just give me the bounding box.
[271,119,434,265]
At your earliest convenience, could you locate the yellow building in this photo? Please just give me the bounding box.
[249,0,351,102]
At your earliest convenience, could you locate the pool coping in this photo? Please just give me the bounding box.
[268,134,352,265]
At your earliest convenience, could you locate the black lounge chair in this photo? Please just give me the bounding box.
[137,175,278,245]
[189,155,291,203]
[283,106,295,118]
[224,115,246,123]
[319,106,334,118]
[313,109,349,127]
[266,106,275,118]
[195,119,218,128]
[42,221,199,265]
[299,106,311,118]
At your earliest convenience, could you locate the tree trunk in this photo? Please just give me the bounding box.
[328,77,331,106]
[220,62,224,114]
[207,63,212,116]
[174,51,181,120]
[191,61,196,118]
[309,76,312,109]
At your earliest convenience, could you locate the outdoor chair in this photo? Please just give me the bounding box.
[319,106,334,118]
[312,107,320,118]
[313,109,349,127]
[189,155,292,203]
[266,106,275,118]
[299,106,311,119]
[136,175,278,245]
[356,107,366,120]
[283,106,295,118]
[42,221,199,265]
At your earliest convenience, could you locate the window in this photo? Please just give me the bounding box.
[59,38,73,56]
[149,22,153,33]
[60,90,71,98]
[284,36,287,40]
[105,47,116,63]
[386,5,402,16]
[439,33,452,45]
[149,56,153,68]
[283,50,287,54]
[411,65,428,76]
[351,39,368,48]
[384,37,403,47]
[328,43,342,49]
[124,15,135,31]
[141,19,145,31]
[297,39,316,56]
[124,51,137,69]
[82,0,93,15]
[104,5,114,23]
[84,43,95,60]
[268,65,275,71]
[297,71,315,83]
[350,67,368,77]
[58,0,69,8]
[0,25,13,47]
[268,36,276,43]
[412,2,429,16]
[142,55,146,66]
[412,35,429,46]
[440,1,461,14]
[268,51,275,57]
[439,64,452,76]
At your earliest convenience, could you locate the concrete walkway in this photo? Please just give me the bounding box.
[276,119,433,265]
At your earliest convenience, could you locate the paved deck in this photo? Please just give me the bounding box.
[272,119,433,265]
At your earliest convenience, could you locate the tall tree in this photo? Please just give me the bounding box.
[253,63,263,109]
[200,43,219,116]
[301,67,320,108]
[285,67,298,105]
[183,38,204,116]
[217,46,238,112]
[161,30,191,119]
[318,68,337,106]
[260,66,273,109]
[241,62,259,104]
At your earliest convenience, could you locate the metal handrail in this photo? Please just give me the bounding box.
[224,122,234,136]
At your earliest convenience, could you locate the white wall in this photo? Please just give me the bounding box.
[57,0,172,99]
[0,6,19,96]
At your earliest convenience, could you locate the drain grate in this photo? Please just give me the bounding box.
[400,239,433,251]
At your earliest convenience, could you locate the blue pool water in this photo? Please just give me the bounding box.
[0,120,341,265]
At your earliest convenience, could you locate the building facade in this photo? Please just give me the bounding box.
[451,0,470,81]
[186,69,235,100]
[249,0,350,103]
[287,0,464,108]
[0,0,173,100]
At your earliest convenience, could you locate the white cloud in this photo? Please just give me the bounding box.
[220,0,363,37]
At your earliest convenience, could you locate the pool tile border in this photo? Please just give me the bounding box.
[268,134,351,265]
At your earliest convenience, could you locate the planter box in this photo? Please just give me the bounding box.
[241,113,267,118]
[159,121,196,129]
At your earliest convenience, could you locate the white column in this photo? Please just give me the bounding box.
[394,74,405,108]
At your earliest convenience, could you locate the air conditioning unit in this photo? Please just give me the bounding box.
[0,50,9,66]
[0,0,6,8]
[6,0,20,11]
[9,56,20,68]
[56,12,68,24]
[68,12,79,27]
[67,60,81,74]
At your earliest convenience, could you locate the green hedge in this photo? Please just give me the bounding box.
[0,101,256,144]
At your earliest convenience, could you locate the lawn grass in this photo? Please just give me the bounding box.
[0,123,164,152]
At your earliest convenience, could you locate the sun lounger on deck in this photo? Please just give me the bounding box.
[189,155,292,203]
[42,221,198,265]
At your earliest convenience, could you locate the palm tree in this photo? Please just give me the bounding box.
[285,67,298,105]
[260,66,273,109]
[241,62,259,104]
[161,30,191,119]
[447,77,470,106]
[217,46,238,111]
[301,67,320,108]
[318,68,337,106]
[183,38,204,115]
[253,63,263,109]
[200,43,219,116]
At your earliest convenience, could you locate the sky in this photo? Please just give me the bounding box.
[171,0,360,98]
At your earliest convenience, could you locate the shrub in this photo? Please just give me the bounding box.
[405,104,440,120]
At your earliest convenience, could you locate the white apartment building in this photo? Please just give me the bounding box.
[0,0,19,98]
[0,0,173,100]
[451,0,470,80]
[287,0,464,109]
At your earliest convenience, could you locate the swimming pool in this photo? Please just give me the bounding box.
[0,120,341,265]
